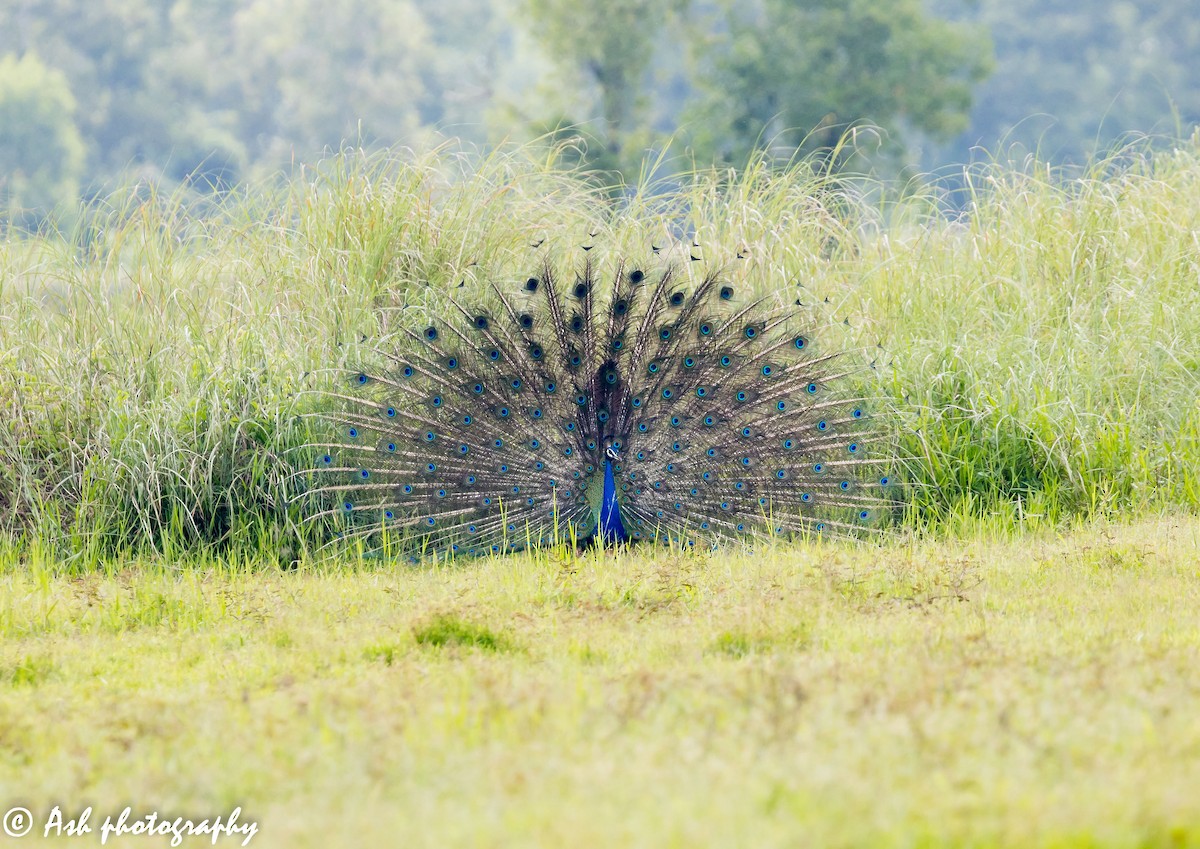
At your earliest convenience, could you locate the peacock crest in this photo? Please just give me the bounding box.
[304,247,893,557]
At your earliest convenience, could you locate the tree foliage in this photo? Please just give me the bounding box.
[1,0,1198,206]
[517,0,990,172]
[933,0,1200,166]
[173,0,431,164]
[520,0,685,172]
[685,0,991,167]
[0,52,86,216]
[0,0,452,194]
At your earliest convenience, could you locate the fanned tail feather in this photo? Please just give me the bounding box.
[299,248,895,556]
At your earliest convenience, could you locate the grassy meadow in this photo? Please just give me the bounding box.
[2,139,1200,846]
[3,518,1200,847]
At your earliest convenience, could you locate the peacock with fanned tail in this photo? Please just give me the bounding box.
[304,249,893,556]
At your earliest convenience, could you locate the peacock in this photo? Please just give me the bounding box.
[303,245,892,557]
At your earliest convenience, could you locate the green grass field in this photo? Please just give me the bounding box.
[2,139,1200,846]
[3,517,1199,847]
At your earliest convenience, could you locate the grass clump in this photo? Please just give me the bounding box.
[413,613,513,653]
[2,653,58,687]
[362,642,402,665]
[710,624,813,658]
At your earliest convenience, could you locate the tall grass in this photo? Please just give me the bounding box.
[1,137,1198,564]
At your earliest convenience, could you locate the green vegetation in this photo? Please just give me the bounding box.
[685,0,991,168]
[412,614,515,652]
[523,0,990,175]
[2,139,1199,560]
[10,0,1197,208]
[2,517,1199,847]
[0,52,86,219]
[933,0,1200,168]
[7,135,1200,558]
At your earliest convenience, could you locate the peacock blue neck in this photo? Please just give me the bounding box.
[598,460,628,542]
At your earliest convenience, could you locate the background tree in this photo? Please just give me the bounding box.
[1,0,438,190]
[683,0,991,169]
[931,0,1200,167]
[0,0,177,186]
[163,0,432,176]
[518,0,688,174]
[0,52,86,218]
[2,0,1198,202]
